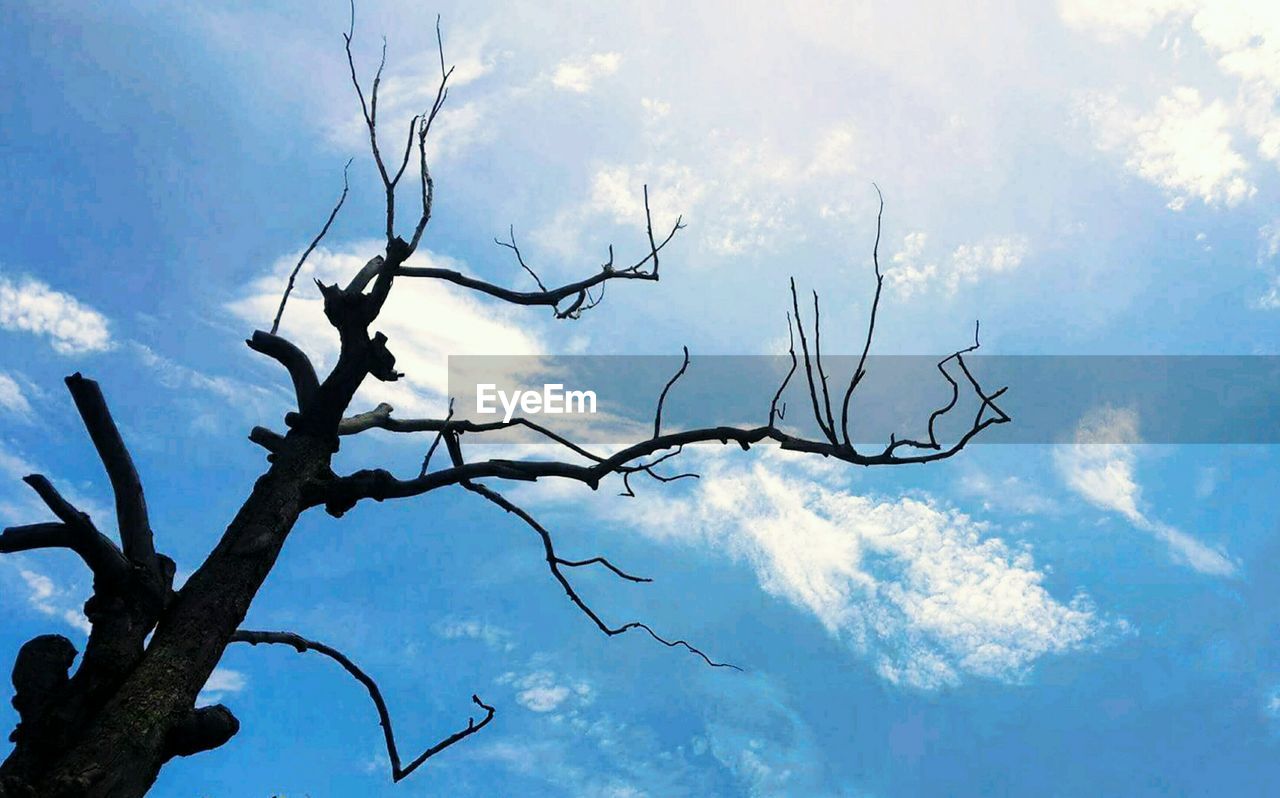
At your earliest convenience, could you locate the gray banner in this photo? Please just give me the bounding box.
[445,355,1280,445]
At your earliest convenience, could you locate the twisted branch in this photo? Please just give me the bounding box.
[230,629,494,782]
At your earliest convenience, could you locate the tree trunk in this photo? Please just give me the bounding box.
[2,433,331,798]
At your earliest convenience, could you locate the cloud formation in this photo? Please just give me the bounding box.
[0,272,113,354]
[1054,406,1237,576]
[600,451,1109,689]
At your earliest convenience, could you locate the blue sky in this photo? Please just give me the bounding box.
[2,1,1280,795]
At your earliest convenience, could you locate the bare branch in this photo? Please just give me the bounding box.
[63,373,155,572]
[419,398,454,478]
[839,183,885,445]
[246,331,320,410]
[2,475,131,585]
[444,429,736,670]
[789,279,838,445]
[397,191,683,318]
[230,629,494,782]
[654,346,690,438]
[406,15,455,252]
[271,158,353,335]
[247,426,286,454]
[768,312,798,426]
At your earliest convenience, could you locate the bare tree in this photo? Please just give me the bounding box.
[0,12,1007,798]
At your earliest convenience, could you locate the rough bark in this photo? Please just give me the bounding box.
[1,431,329,798]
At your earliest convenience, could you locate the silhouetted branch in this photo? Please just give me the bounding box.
[246,331,320,410]
[163,706,239,760]
[654,346,690,438]
[230,629,494,782]
[272,158,353,335]
[64,373,156,573]
[0,475,131,588]
[398,187,683,318]
[768,312,798,426]
[444,433,736,669]
[839,183,885,445]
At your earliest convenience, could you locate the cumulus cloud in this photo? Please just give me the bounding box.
[1079,88,1254,210]
[498,669,591,713]
[1065,2,1280,213]
[886,232,1029,297]
[0,272,113,354]
[1054,406,1237,576]
[551,52,622,93]
[589,450,1110,690]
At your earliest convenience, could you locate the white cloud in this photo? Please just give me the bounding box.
[551,52,622,93]
[498,669,591,713]
[1054,406,1237,576]
[1080,87,1255,210]
[587,450,1109,690]
[0,272,113,354]
[227,241,547,416]
[1065,2,1280,209]
[18,568,91,635]
[434,617,516,651]
[198,667,247,704]
[886,232,1029,297]
[0,372,33,421]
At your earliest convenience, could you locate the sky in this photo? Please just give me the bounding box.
[2,0,1280,795]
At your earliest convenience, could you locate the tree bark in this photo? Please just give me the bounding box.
[4,433,331,798]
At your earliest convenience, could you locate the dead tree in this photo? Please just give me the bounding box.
[0,13,1008,798]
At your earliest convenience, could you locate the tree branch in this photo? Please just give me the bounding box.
[245,331,320,411]
[64,373,156,572]
[1,475,131,586]
[271,158,353,335]
[443,433,736,669]
[162,705,240,760]
[397,190,683,319]
[230,629,494,782]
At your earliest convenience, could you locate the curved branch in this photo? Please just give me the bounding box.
[654,346,690,438]
[246,331,320,410]
[272,159,353,335]
[230,629,494,782]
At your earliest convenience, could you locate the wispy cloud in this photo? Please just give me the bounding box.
[435,617,516,652]
[0,372,34,421]
[15,567,91,635]
[0,272,113,354]
[564,449,1111,690]
[1055,406,1237,576]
